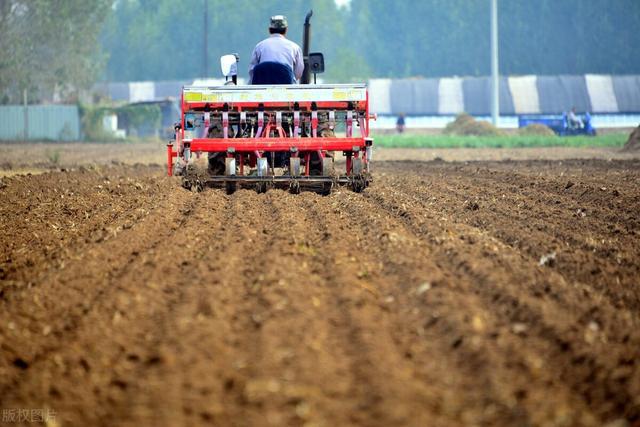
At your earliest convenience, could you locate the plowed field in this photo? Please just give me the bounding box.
[1,156,639,426]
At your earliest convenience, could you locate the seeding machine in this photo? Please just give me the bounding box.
[167,11,374,194]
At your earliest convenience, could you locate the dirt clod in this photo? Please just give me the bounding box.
[416,282,432,294]
[539,252,557,266]
[464,199,480,210]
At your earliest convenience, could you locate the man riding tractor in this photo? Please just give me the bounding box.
[249,15,304,85]
[207,14,335,176]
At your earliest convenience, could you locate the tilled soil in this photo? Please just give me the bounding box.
[1,159,639,427]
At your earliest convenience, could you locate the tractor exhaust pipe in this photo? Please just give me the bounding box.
[301,10,313,85]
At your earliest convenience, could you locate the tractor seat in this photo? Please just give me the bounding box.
[251,62,295,85]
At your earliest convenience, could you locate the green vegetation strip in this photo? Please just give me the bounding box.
[373,134,627,149]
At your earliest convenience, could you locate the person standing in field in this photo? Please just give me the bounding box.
[396,113,406,133]
[249,15,304,84]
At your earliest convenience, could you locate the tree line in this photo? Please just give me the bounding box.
[102,0,640,82]
[1,0,638,103]
[350,0,640,78]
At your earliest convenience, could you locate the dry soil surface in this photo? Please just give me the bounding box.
[1,158,639,427]
[2,142,640,177]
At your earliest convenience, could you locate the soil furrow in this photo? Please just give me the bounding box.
[0,190,200,424]
[362,178,640,424]
[1,157,639,427]
[406,170,640,312]
[335,190,599,425]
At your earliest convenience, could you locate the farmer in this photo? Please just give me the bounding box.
[249,15,304,84]
[568,107,583,129]
[396,113,406,134]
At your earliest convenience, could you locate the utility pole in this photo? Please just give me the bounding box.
[490,0,499,126]
[23,88,28,142]
[203,0,208,78]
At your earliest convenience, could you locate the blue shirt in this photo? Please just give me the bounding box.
[249,34,304,83]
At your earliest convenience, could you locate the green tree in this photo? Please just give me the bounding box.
[101,0,355,82]
[354,0,640,78]
[324,48,371,82]
[99,0,640,82]
[0,0,112,103]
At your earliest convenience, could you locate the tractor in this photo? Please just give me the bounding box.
[167,11,374,194]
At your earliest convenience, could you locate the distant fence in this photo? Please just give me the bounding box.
[94,74,640,117]
[93,79,231,103]
[0,105,80,141]
[371,75,640,116]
